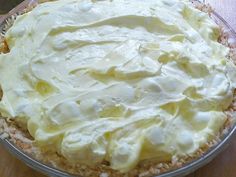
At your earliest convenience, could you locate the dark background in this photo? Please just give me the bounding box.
[0,0,24,14]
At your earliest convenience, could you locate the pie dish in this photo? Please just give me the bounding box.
[0,0,236,177]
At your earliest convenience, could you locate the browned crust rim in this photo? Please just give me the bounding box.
[0,1,236,177]
[0,35,9,54]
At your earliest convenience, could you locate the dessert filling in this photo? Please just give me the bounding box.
[0,0,236,172]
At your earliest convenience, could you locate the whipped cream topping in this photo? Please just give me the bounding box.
[1,0,236,172]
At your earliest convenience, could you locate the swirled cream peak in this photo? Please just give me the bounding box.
[1,0,236,172]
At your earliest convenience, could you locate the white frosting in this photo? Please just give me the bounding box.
[0,0,236,172]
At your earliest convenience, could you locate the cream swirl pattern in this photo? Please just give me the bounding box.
[0,0,236,172]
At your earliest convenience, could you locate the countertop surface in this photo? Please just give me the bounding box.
[1,0,236,177]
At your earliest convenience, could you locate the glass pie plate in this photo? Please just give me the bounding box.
[0,1,236,177]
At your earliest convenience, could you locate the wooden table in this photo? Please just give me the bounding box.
[1,1,236,177]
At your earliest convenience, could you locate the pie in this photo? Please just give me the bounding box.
[0,0,236,176]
